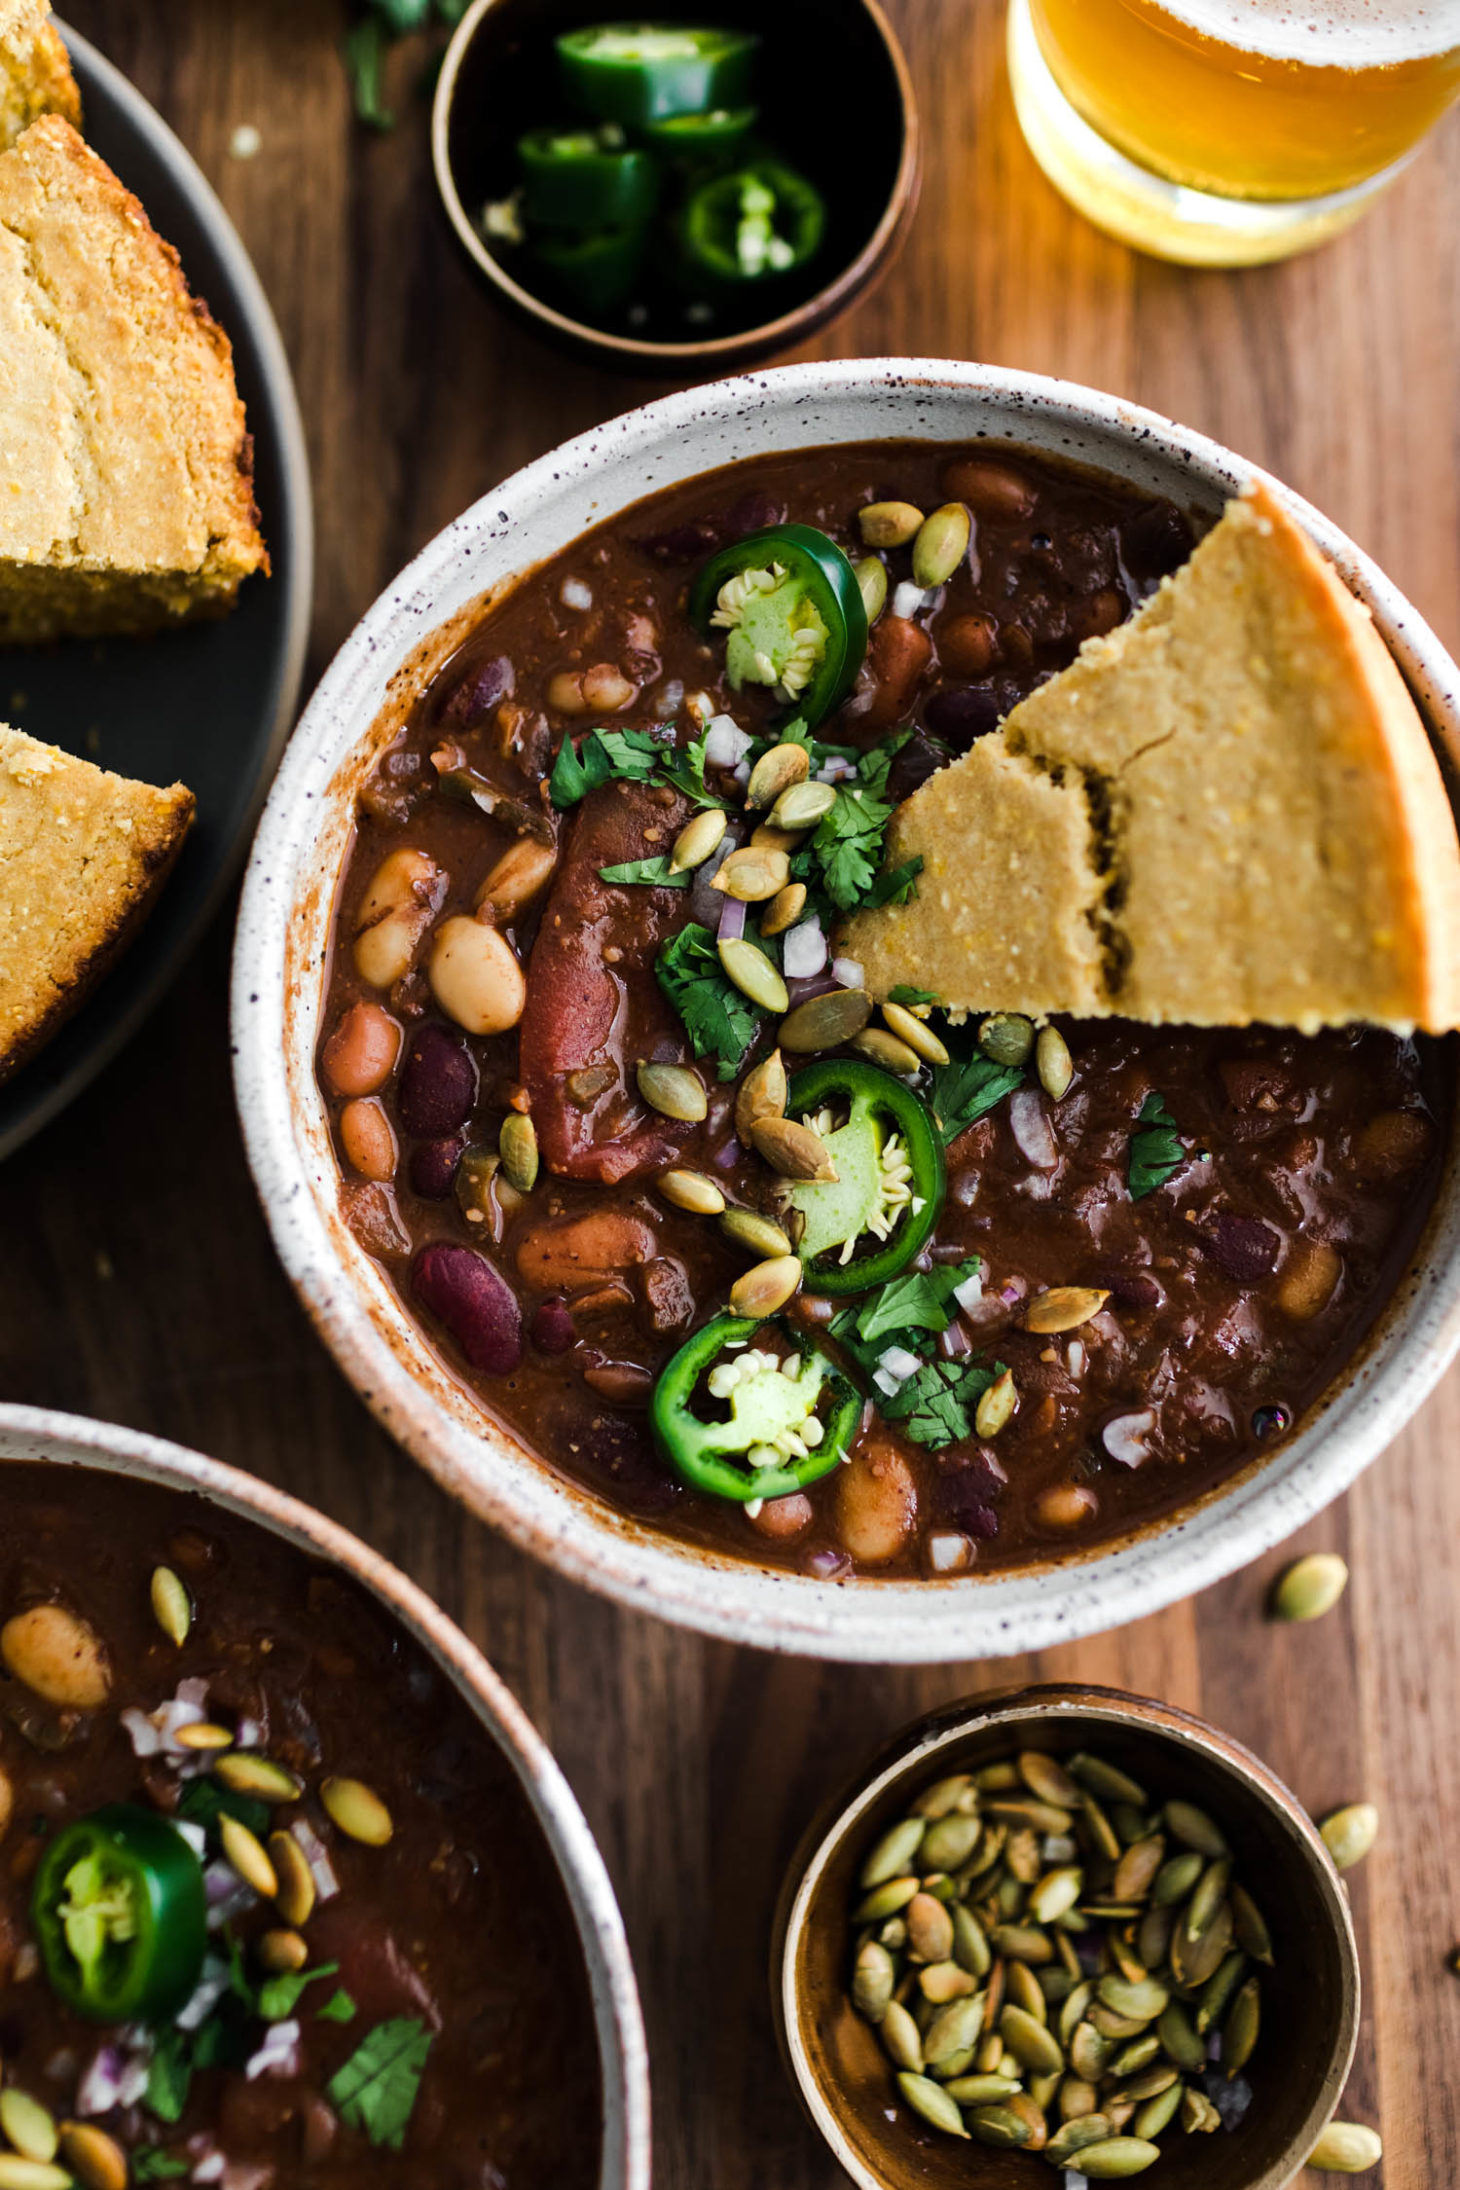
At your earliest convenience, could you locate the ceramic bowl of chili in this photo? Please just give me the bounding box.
[772,1684,1361,2190]
[431,0,919,371]
[0,1404,650,2190]
[231,357,1460,1663]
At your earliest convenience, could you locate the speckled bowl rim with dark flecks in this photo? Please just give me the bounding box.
[0,1406,650,2190]
[230,358,1460,1664]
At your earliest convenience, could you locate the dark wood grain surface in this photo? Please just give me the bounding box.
[6,4,1459,2182]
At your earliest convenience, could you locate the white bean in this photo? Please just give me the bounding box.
[1,1605,111,1709]
[429,916,526,1035]
[353,848,444,990]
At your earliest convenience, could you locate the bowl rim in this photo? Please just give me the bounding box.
[429,0,921,368]
[231,354,1460,1664]
[0,1403,651,2190]
[770,1681,1361,2190]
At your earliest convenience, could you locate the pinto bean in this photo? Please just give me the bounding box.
[1037,1482,1099,1530]
[582,1361,654,1406]
[353,848,446,991]
[941,457,1037,521]
[1350,1109,1433,1181]
[321,1000,401,1097]
[749,1493,813,1541]
[836,1435,917,1566]
[1,1604,111,1709]
[516,1212,658,1292]
[428,917,527,1036]
[1276,1238,1342,1322]
[861,616,933,732]
[340,1098,396,1182]
[474,838,558,923]
[938,611,998,678]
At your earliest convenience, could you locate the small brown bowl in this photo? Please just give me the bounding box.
[431,0,919,373]
[772,1685,1359,2190]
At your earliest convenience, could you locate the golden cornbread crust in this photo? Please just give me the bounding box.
[0,116,267,642]
[846,485,1460,1035]
[0,721,194,1079]
[0,0,79,151]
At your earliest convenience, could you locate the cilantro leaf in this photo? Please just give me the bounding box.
[889,985,941,1007]
[144,2030,193,2125]
[863,854,923,910]
[344,16,393,127]
[880,1357,1001,1447]
[929,1049,1025,1143]
[1129,1092,1185,1200]
[318,1988,359,2024]
[548,727,664,809]
[598,856,689,888]
[595,727,668,779]
[851,728,911,799]
[177,1777,271,1842]
[327,2018,433,2152]
[258,1961,340,2023]
[657,729,726,810]
[808,780,896,911]
[656,922,768,1082]
[854,1260,982,1346]
[134,2156,190,2182]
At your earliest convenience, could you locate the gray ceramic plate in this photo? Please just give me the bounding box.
[0,24,312,1162]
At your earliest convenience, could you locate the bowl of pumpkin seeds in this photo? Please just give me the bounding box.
[773,1685,1359,2190]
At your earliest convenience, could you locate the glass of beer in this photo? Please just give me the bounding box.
[1007,0,1460,263]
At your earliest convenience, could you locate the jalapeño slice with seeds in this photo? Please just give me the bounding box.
[651,1315,861,1502]
[680,161,827,286]
[782,1060,945,1296]
[32,1803,207,2022]
[555,23,759,127]
[689,523,867,727]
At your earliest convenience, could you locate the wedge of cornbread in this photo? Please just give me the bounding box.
[0,0,79,151]
[0,723,193,1079]
[0,116,267,642]
[845,484,1460,1034]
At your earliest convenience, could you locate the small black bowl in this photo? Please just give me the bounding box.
[431,0,919,374]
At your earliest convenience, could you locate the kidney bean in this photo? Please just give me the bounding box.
[1096,1265,1165,1313]
[937,611,998,678]
[923,681,1009,749]
[321,1000,401,1098]
[578,1416,682,1513]
[530,1298,576,1354]
[398,1022,478,1138]
[1121,501,1195,584]
[630,516,726,565]
[859,616,932,732]
[1198,1214,1282,1284]
[886,731,949,801]
[749,1493,813,1541]
[582,1360,654,1406]
[437,651,514,728]
[409,1134,464,1200]
[412,1244,522,1375]
[941,457,1036,521]
[340,1097,397,1182]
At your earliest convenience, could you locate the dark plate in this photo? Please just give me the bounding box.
[0,25,312,1161]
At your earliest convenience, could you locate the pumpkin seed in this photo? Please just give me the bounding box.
[729,1255,802,1318]
[746,740,810,810]
[1070,2022,1112,2082]
[952,1903,992,1977]
[1106,2034,1161,2078]
[850,1027,922,1076]
[1078,1790,1123,1863]
[1098,1975,1168,2023]
[720,1209,793,1264]
[1270,1550,1348,1622]
[859,500,924,548]
[220,1813,278,1897]
[943,2074,1020,2105]
[922,1812,982,1871]
[0,2091,57,2163]
[259,1926,309,1973]
[1036,1023,1074,1100]
[1306,2122,1383,2172]
[750,1115,836,1181]
[1156,1999,1205,2070]
[854,556,888,623]
[1183,1857,1231,1939]
[1139,1904,1174,1971]
[668,806,728,873]
[1027,1865,1083,1925]
[1133,2079,1183,2140]
[1112,1835,1165,1904]
[1163,1800,1228,1857]
[897,2071,969,2137]
[855,1875,920,1922]
[907,1892,955,1965]
[881,999,949,1065]
[0,2164,71,2190]
[1152,1852,1203,1907]
[1069,1754,1148,1807]
[454,1145,501,1223]
[880,2000,924,2071]
[1000,2005,1063,2076]
[174,1721,233,1751]
[921,1959,978,2003]
[215,1752,304,1803]
[321,1774,394,1846]
[1018,1751,1081,1808]
[968,2103,1031,2149]
[853,1939,896,2021]
[992,1924,1056,1966]
[1222,1975,1261,2077]
[759,883,806,937]
[1047,2115,1115,2161]
[636,1061,708,1123]
[1079,2136,1162,2177]
[986,1796,1076,1836]
[1006,1827,1044,1883]
[750,823,803,853]
[770,781,837,833]
[498,1111,539,1191]
[978,1011,1035,1066]
[912,1773,976,1818]
[912,503,972,589]
[735,1049,787,1140]
[1006,1957,1047,2019]
[269,1828,318,1927]
[565,1065,615,1104]
[1182,2086,1221,2133]
[718,935,789,1012]
[149,1565,191,1647]
[1320,1802,1378,1872]
[1024,1287,1111,1335]
[657,1168,726,1216]
[924,1993,986,2065]
[1059,1983,1094,2050]
[779,986,872,1052]
[1170,1901,1233,1990]
[57,2124,127,2190]
[712,846,791,902]
[1230,1882,1274,1965]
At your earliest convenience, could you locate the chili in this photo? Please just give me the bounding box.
[783,1059,947,1295]
[517,126,660,230]
[555,23,759,127]
[689,522,868,726]
[680,160,826,285]
[32,1803,207,2023]
[651,1315,862,1502]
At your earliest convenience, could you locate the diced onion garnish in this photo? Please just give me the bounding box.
[290,1818,341,1902]
[190,2148,225,2184]
[830,956,863,989]
[703,714,752,766]
[204,1864,257,1933]
[172,1820,208,1860]
[892,580,931,620]
[559,576,593,611]
[939,1322,971,1360]
[781,918,826,979]
[952,1270,984,1312]
[872,1369,903,1399]
[1102,1409,1157,1467]
[716,893,746,943]
[927,1532,973,1573]
[1009,1089,1058,1170]
[815,754,856,784]
[177,1961,231,2031]
[121,1675,210,1759]
[878,1345,921,1382]
[244,2019,301,2082]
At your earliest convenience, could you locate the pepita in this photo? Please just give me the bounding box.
[149,1565,191,1647]
[657,1168,726,1217]
[1270,1550,1348,1623]
[1000,2005,1064,2076]
[1163,1800,1228,1858]
[858,500,924,548]
[760,883,806,937]
[924,1993,986,2065]
[668,806,728,873]
[1047,2115,1114,2161]
[896,2071,969,2138]
[968,2103,1031,2149]
[1112,1835,1166,1904]
[1023,1287,1111,1335]
[952,1903,992,1977]
[922,1812,982,1871]
[712,846,790,902]
[57,2124,127,2190]
[854,557,889,623]
[735,1049,788,1141]
[992,1923,1056,1966]
[1068,1756,1148,1807]
[978,1011,1035,1067]
[729,1255,803,1318]
[880,2000,924,2071]
[1222,1976,1261,2076]
[1183,1856,1231,1940]
[854,1875,920,1923]
[258,1927,309,1973]
[912,1773,975,1818]
[174,1721,233,1751]
[1006,1957,1048,2018]
[1079,2135,1162,2176]
[1036,1023,1074,1100]
[214,1752,304,1804]
[498,1111,539,1191]
[0,2091,57,2163]
[321,1774,394,1846]
[852,1940,896,2021]
[1151,1852,1203,1908]
[746,740,810,810]
[1156,1999,1205,2070]
[750,1115,837,1181]
[850,1027,923,1076]
[269,1829,317,1927]
[921,1959,978,2003]
[220,1813,278,1898]
[1319,1802,1378,1872]
[1230,1883,1274,1965]
[1306,2122,1383,2172]
[1018,1752,1082,1808]
[1133,2080,1184,2141]
[636,1061,708,1123]
[943,2074,1020,2105]
[0,2163,72,2190]
[912,503,973,589]
[720,1208,794,1260]
[881,1000,949,1064]
[1098,1975,1168,2023]
[718,935,789,1013]
[906,1892,955,1965]
[1169,1900,1232,1990]
[778,986,872,1053]
[1027,1865,1083,1926]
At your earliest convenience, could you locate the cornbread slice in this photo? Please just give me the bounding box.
[0,722,193,1079]
[0,0,79,151]
[0,116,267,642]
[846,485,1460,1034]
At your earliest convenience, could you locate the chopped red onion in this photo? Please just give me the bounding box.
[878,1344,922,1382]
[781,918,826,980]
[204,1862,257,1932]
[703,714,751,766]
[290,1819,340,1902]
[939,1322,972,1359]
[716,894,746,943]
[234,1716,263,1751]
[830,955,864,990]
[1102,1409,1157,1467]
[1066,2174,1089,2190]
[177,1960,231,2031]
[559,575,593,611]
[173,1819,208,1861]
[803,1546,853,1581]
[892,580,932,620]
[1009,1089,1058,1170]
[76,2045,125,2116]
[121,1676,209,1759]
[999,1278,1027,1306]
[245,2019,301,2082]
[815,754,856,784]
[653,678,684,717]
[952,1269,984,1312]
[190,2148,226,2185]
[926,1532,973,1574]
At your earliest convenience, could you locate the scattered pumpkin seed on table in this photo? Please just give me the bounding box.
[841,1743,1276,2175]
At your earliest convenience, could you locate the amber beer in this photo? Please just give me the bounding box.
[1028,0,1460,202]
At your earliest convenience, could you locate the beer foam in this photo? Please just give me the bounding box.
[1156,0,1460,64]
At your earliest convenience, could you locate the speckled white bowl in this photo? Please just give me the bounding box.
[0,1407,649,2190]
[231,358,1460,1663]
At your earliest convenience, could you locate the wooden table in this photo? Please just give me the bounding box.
[11,4,1460,2181]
